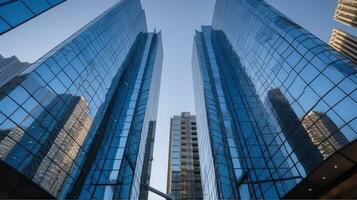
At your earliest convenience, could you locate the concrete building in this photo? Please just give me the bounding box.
[167,112,203,200]
[334,0,357,27]
[329,28,357,62]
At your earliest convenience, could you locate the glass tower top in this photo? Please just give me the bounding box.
[0,0,163,199]
[192,0,356,199]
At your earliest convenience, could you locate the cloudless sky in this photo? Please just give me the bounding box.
[0,0,354,199]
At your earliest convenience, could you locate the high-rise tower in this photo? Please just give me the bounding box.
[0,0,163,199]
[334,0,357,27]
[329,0,357,63]
[329,29,357,63]
[192,0,357,199]
[167,112,203,200]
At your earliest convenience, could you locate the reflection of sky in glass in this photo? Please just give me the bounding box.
[0,0,66,34]
[0,0,151,197]
[213,0,356,142]
[188,0,357,198]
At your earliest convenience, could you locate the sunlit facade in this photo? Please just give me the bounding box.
[0,0,163,199]
[192,0,357,199]
[0,0,66,35]
[167,112,203,200]
[329,28,357,63]
[334,0,357,27]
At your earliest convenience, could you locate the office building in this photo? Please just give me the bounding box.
[0,55,30,88]
[192,0,357,199]
[167,112,203,199]
[334,0,357,27]
[0,0,66,34]
[329,28,357,62]
[0,0,163,199]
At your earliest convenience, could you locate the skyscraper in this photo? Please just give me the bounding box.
[0,0,66,35]
[192,0,357,199]
[329,0,357,63]
[0,0,163,199]
[167,112,202,200]
[329,29,357,63]
[334,0,357,28]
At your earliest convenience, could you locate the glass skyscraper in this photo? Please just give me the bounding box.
[192,0,356,199]
[0,0,66,35]
[0,0,163,199]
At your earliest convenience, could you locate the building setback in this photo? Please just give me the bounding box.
[334,0,357,28]
[0,0,163,199]
[0,0,66,35]
[329,28,357,63]
[192,0,357,199]
[167,112,203,200]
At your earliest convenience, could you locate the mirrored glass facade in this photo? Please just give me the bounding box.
[0,0,163,199]
[0,0,66,35]
[0,55,30,88]
[192,0,356,199]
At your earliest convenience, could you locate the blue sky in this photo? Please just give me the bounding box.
[0,0,354,199]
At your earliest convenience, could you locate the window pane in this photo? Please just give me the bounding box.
[0,17,10,33]
[0,2,33,26]
[23,0,50,14]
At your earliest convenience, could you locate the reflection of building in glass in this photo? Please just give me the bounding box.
[334,0,357,27]
[0,127,24,159]
[302,111,349,159]
[0,0,163,199]
[1,94,91,196]
[30,95,91,196]
[192,0,356,199]
[0,0,66,34]
[329,29,357,62]
[193,27,297,200]
[267,88,323,173]
[69,32,162,200]
[0,55,29,88]
[167,112,202,200]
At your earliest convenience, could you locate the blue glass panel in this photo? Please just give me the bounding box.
[0,1,160,199]
[0,1,33,26]
[0,1,12,4]
[0,17,9,33]
[47,0,64,6]
[193,0,357,198]
[23,0,51,14]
